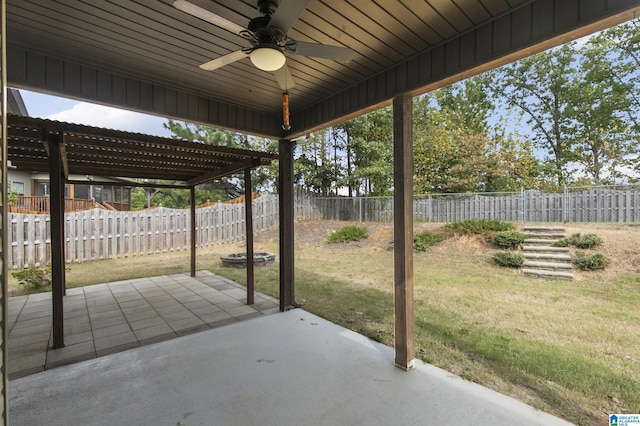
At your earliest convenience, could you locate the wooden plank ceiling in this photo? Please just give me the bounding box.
[7,114,276,186]
[7,0,640,139]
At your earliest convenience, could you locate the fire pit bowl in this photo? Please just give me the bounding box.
[220,252,276,268]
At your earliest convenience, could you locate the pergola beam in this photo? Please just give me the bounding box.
[186,157,261,186]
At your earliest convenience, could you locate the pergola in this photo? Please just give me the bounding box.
[6,112,277,349]
[2,0,640,421]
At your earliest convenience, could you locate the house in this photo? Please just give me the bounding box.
[7,88,133,212]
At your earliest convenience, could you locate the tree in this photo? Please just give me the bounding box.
[575,19,640,183]
[333,107,394,196]
[490,43,579,188]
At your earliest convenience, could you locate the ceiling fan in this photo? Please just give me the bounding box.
[173,0,354,90]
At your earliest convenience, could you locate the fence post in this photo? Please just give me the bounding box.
[519,187,525,224]
[563,185,569,223]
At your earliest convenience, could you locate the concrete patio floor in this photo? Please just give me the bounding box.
[7,271,279,379]
[8,309,572,425]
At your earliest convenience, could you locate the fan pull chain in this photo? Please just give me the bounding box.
[282,91,291,131]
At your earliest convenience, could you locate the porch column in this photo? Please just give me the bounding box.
[190,186,196,277]
[278,139,297,311]
[49,132,66,349]
[393,93,415,370]
[1,0,9,419]
[244,169,255,305]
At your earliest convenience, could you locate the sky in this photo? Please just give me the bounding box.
[19,90,173,138]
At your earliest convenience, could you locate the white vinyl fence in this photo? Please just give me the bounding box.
[8,195,279,270]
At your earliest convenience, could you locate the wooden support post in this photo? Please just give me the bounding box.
[278,139,297,311]
[0,3,10,418]
[244,169,254,305]
[393,94,415,370]
[190,186,196,277]
[49,133,65,349]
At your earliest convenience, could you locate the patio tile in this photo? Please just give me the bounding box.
[9,322,52,338]
[92,323,132,340]
[176,324,210,336]
[134,323,175,341]
[90,316,128,330]
[260,307,280,315]
[8,332,50,350]
[94,331,138,353]
[122,308,159,323]
[16,308,52,321]
[46,341,96,369]
[167,317,205,333]
[118,299,151,309]
[64,331,94,346]
[207,317,238,329]
[221,288,247,300]
[234,312,263,322]
[9,353,46,379]
[65,321,92,335]
[189,305,222,316]
[161,310,197,322]
[25,292,52,301]
[199,310,233,325]
[182,299,214,310]
[129,316,167,331]
[226,305,259,318]
[87,303,121,314]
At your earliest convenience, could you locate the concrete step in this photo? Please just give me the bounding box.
[523,246,570,253]
[523,260,573,270]
[523,252,572,262]
[523,226,566,232]
[524,238,560,245]
[522,268,574,280]
[523,232,566,239]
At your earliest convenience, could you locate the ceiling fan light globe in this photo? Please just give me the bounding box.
[250,47,286,71]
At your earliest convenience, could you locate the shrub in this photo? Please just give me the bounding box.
[571,233,603,249]
[327,225,368,244]
[12,266,52,290]
[491,231,528,249]
[553,233,603,249]
[445,219,515,236]
[492,251,525,268]
[553,238,571,247]
[413,232,444,252]
[575,252,610,270]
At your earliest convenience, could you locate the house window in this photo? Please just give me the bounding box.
[94,186,102,203]
[34,180,49,196]
[10,181,25,195]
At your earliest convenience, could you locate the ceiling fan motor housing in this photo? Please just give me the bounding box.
[247,16,287,48]
[256,0,277,16]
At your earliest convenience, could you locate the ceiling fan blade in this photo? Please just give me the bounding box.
[273,64,296,91]
[199,50,247,71]
[269,0,313,33]
[288,41,354,63]
[173,0,245,35]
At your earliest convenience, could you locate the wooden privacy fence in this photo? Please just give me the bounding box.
[8,195,279,269]
[309,186,640,224]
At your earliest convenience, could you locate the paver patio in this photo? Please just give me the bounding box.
[7,271,279,379]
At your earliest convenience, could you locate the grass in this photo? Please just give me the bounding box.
[8,221,640,425]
